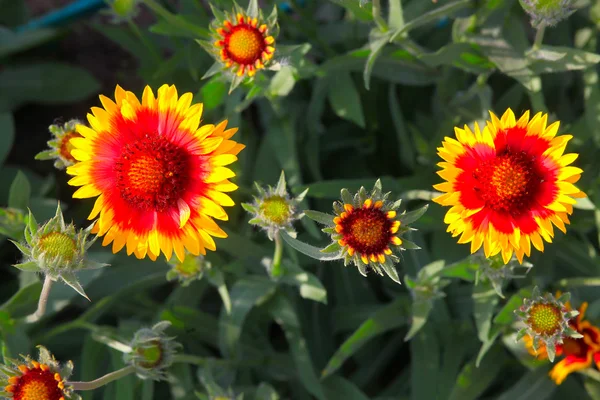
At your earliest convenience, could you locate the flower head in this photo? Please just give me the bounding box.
[166,253,211,286]
[515,288,582,361]
[308,180,427,284]
[0,346,79,400]
[0,208,26,240]
[66,84,244,262]
[524,298,600,384]
[433,109,585,264]
[519,0,576,27]
[106,0,140,21]
[200,0,278,91]
[10,205,107,300]
[242,171,307,240]
[124,321,181,381]
[35,120,83,169]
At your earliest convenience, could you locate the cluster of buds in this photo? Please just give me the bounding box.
[124,321,181,381]
[242,171,307,241]
[11,205,108,300]
[515,288,582,361]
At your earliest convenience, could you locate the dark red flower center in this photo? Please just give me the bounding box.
[224,24,266,65]
[116,134,190,213]
[59,131,80,163]
[12,368,64,400]
[471,150,542,214]
[340,208,392,256]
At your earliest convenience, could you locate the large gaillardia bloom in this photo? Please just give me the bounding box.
[524,299,600,384]
[0,346,79,400]
[433,109,585,264]
[66,84,244,262]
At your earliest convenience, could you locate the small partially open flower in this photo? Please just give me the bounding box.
[166,253,211,286]
[519,0,576,27]
[124,321,181,381]
[242,171,307,241]
[0,346,79,400]
[0,208,26,240]
[515,288,582,361]
[307,180,427,284]
[10,205,108,300]
[524,299,600,384]
[35,120,83,169]
[200,0,279,91]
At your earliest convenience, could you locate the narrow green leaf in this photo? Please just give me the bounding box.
[473,281,498,342]
[0,112,14,165]
[304,210,334,226]
[400,204,429,225]
[280,261,328,304]
[528,46,600,74]
[8,171,30,210]
[404,299,433,341]
[328,72,365,128]
[0,280,42,318]
[449,347,508,400]
[496,368,556,400]
[322,296,408,377]
[322,376,370,400]
[280,231,343,261]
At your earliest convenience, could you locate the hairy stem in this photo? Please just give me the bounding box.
[34,275,54,319]
[533,23,546,50]
[68,365,136,391]
[271,232,284,278]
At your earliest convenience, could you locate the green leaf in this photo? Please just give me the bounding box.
[322,376,370,400]
[410,323,440,400]
[388,0,405,30]
[400,204,429,225]
[496,368,556,400]
[0,112,15,165]
[269,66,297,97]
[419,43,494,74]
[404,299,433,341]
[493,288,531,325]
[389,85,415,169]
[528,46,600,74]
[327,72,365,128]
[200,78,228,110]
[206,268,232,314]
[322,296,408,377]
[363,31,390,90]
[473,281,498,342]
[449,346,508,400]
[304,210,334,225]
[218,277,277,356]
[280,231,343,261]
[280,261,328,304]
[328,0,373,22]
[0,63,100,112]
[61,272,90,301]
[268,294,326,400]
[256,383,280,400]
[8,171,31,210]
[0,280,42,318]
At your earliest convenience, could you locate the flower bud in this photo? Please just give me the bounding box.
[166,253,211,286]
[519,0,576,27]
[35,120,84,169]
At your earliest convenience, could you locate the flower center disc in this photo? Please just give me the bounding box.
[39,232,76,262]
[225,25,265,65]
[341,208,392,255]
[13,369,64,400]
[116,135,190,212]
[260,196,291,225]
[137,341,163,368]
[473,150,540,214]
[59,132,79,163]
[527,303,562,336]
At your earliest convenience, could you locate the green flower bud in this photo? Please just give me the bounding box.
[10,205,108,300]
[519,0,576,27]
[166,253,211,286]
[124,321,181,381]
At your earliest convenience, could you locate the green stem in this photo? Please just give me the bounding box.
[532,23,546,50]
[172,354,207,366]
[34,275,54,320]
[271,232,284,278]
[127,19,161,63]
[372,0,388,32]
[68,365,136,391]
[142,0,210,38]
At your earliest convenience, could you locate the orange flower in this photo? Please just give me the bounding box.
[66,84,244,262]
[525,302,600,384]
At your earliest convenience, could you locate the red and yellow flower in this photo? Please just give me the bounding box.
[66,84,244,262]
[214,12,275,77]
[35,120,84,169]
[433,109,585,264]
[0,347,77,400]
[525,301,600,384]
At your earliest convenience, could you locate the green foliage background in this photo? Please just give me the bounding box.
[1,0,600,399]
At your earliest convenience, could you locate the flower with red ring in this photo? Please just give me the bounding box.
[433,109,585,264]
[66,84,244,262]
[306,180,428,284]
[214,12,275,77]
[0,347,78,400]
[35,120,84,169]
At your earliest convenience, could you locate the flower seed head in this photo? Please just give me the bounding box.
[519,0,576,27]
[242,171,307,241]
[10,205,108,300]
[124,321,181,381]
